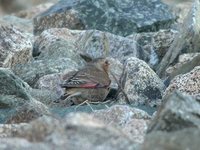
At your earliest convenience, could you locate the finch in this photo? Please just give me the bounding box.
[57,54,111,105]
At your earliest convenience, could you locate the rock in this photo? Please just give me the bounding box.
[33,0,176,36]
[0,114,138,150]
[14,57,78,87]
[0,123,28,138]
[162,0,193,24]
[127,29,177,69]
[20,28,140,87]
[0,15,33,33]
[166,53,200,79]
[0,68,49,123]
[0,138,50,150]
[164,66,200,97]
[117,57,165,107]
[147,91,200,133]
[14,3,55,19]
[33,28,139,62]
[157,0,200,77]
[0,25,32,68]
[5,100,50,124]
[142,128,200,150]
[76,30,139,61]
[93,105,151,143]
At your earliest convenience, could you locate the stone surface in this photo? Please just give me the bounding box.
[13,57,78,86]
[128,29,177,69]
[166,53,200,79]
[14,3,54,19]
[165,66,200,97]
[33,0,176,36]
[19,28,140,87]
[117,57,165,107]
[157,0,200,76]
[0,114,138,150]
[0,25,32,68]
[162,0,193,24]
[33,28,139,62]
[0,68,49,123]
[93,105,150,143]
[0,123,28,138]
[0,15,33,33]
[142,128,200,150]
[147,91,200,133]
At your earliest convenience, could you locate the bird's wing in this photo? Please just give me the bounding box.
[60,71,100,88]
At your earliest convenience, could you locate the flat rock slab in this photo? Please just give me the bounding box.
[34,0,176,36]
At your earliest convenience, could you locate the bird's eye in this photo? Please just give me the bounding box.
[105,60,109,65]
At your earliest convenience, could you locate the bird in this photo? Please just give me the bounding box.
[56,54,111,105]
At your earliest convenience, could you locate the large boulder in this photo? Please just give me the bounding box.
[33,0,176,36]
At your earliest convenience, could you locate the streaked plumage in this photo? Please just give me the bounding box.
[57,56,111,105]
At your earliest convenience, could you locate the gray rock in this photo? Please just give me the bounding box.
[0,114,138,150]
[162,0,193,24]
[33,0,176,36]
[0,68,49,123]
[147,91,200,133]
[117,57,165,107]
[33,28,139,62]
[93,105,150,143]
[142,128,200,150]
[14,3,55,19]
[164,66,200,97]
[0,123,28,138]
[166,53,200,79]
[76,30,139,61]
[13,56,78,86]
[157,0,200,77]
[0,15,33,33]
[0,25,32,68]
[127,29,177,69]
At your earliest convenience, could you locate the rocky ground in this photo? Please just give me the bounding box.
[0,0,199,149]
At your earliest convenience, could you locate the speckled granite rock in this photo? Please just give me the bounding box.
[0,25,32,68]
[157,0,200,76]
[117,57,165,107]
[142,128,200,150]
[127,29,177,69]
[33,28,139,62]
[166,53,200,79]
[93,105,150,143]
[0,114,138,150]
[33,0,176,36]
[165,66,200,97]
[147,91,200,133]
[0,68,49,123]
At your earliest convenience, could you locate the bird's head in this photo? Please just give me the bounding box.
[80,54,110,73]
